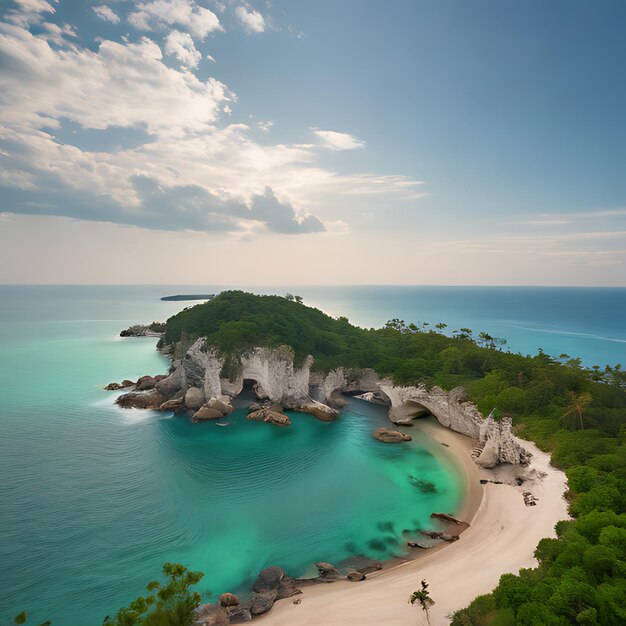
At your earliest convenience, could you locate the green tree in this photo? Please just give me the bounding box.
[563,391,593,431]
[108,563,204,626]
[409,579,435,624]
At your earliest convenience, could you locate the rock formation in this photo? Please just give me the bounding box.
[373,427,412,443]
[113,337,531,466]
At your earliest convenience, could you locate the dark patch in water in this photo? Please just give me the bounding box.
[377,521,395,532]
[367,539,387,552]
[344,541,357,554]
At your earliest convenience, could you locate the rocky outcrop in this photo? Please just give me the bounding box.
[120,324,164,338]
[373,427,412,443]
[245,566,301,616]
[247,408,291,427]
[298,401,339,422]
[192,406,223,422]
[116,389,166,409]
[159,398,184,412]
[315,562,341,582]
[184,386,205,411]
[113,335,530,465]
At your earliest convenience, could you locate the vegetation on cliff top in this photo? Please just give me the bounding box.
[162,290,626,624]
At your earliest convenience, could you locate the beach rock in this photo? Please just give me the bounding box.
[431,512,464,525]
[252,566,285,593]
[357,561,383,575]
[185,387,205,411]
[293,598,301,605]
[276,577,301,600]
[194,603,229,626]
[373,427,412,443]
[298,401,339,422]
[218,593,239,608]
[347,571,366,582]
[159,398,184,412]
[247,409,291,427]
[248,402,261,413]
[225,606,251,623]
[116,389,166,410]
[192,406,223,422]
[105,382,123,390]
[420,530,459,543]
[207,397,234,415]
[121,379,135,388]
[249,590,277,616]
[315,562,341,582]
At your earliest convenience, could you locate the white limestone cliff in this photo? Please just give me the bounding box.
[168,342,531,466]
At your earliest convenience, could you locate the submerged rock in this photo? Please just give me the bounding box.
[373,427,412,443]
[347,570,366,582]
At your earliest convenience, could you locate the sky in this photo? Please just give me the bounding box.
[0,0,625,285]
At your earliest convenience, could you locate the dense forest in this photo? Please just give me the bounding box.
[163,290,626,625]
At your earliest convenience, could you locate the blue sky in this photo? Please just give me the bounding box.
[0,0,625,284]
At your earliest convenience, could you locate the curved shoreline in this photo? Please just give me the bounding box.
[257,420,569,626]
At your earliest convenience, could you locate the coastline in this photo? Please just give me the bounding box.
[257,419,569,626]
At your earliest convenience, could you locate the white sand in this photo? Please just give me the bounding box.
[258,420,569,626]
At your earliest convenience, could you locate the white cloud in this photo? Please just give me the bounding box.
[235,6,265,33]
[128,0,222,39]
[164,29,201,68]
[0,20,424,238]
[92,5,120,25]
[257,120,273,132]
[0,23,229,135]
[41,21,76,45]
[206,53,215,62]
[5,0,56,26]
[313,129,366,151]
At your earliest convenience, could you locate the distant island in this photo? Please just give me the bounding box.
[161,294,215,301]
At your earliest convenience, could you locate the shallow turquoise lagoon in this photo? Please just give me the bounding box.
[0,286,463,625]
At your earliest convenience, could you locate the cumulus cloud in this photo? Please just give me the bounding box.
[92,5,120,25]
[41,21,76,45]
[164,29,201,68]
[128,0,222,39]
[5,0,55,26]
[313,129,366,151]
[0,24,229,135]
[235,6,265,33]
[0,17,424,238]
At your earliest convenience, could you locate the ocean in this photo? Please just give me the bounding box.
[0,285,624,625]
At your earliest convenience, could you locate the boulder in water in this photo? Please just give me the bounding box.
[116,389,166,410]
[247,409,291,427]
[373,427,412,443]
[192,406,223,422]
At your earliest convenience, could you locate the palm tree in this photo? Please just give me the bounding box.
[409,579,435,624]
[562,391,593,431]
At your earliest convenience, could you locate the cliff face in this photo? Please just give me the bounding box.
[152,342,531,466]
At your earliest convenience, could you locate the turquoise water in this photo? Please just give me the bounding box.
[1,285,624,624]
[0,286,463,626]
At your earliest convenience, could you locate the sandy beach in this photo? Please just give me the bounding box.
[258,419,569,626]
